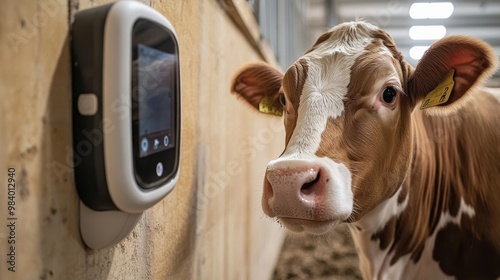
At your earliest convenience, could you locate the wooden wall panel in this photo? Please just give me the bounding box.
[0,0,285,279]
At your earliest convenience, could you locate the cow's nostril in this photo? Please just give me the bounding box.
[300,171,320,195]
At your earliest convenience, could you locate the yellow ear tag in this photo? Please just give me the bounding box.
[258,95,283,116]
[420,69,455,110]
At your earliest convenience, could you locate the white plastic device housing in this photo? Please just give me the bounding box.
[74,1,181,249]
[104,1,180,214]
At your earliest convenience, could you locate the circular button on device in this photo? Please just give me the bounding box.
[141,137,148,153]
[156,162,163,177]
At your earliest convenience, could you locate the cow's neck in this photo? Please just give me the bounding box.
[347,187,410,279]
[346,107,493,279]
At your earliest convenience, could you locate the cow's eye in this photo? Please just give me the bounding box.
[381,87,397,104]
[279,93,286,106]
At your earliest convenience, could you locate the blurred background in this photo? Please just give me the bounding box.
[247,0,500,86]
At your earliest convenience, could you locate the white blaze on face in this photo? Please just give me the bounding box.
[264,22,381,233]
[283,22,378,159]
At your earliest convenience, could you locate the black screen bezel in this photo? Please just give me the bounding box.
[131,18,180,190]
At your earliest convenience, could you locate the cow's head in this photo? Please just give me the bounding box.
[231,22,496,235]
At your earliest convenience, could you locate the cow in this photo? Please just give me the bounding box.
[230,21,500,279]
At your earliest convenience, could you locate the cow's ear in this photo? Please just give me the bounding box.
[231,63,284,116]
[409,36,498,114]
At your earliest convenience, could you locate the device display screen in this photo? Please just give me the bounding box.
[132,19,180,189]
[137,44,176,158]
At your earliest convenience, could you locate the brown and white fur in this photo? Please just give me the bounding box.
[231,21,500,279]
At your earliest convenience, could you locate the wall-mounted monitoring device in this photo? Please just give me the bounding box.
[71,0,181,249]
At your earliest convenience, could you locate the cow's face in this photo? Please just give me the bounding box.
[231,21,497,235]
[264,23,414,234]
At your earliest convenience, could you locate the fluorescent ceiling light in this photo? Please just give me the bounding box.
[410,2,454,19]
[410,46,430,60]
[409,25,446,40]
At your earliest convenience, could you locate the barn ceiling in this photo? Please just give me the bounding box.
[307,0,500,86]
